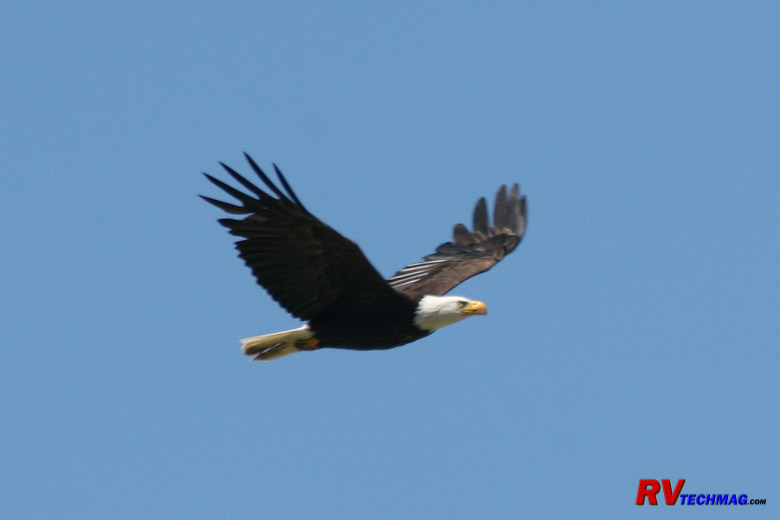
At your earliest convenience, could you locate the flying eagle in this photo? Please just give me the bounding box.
[202,154,527,361]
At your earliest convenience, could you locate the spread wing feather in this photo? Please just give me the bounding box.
[388,184,527,297]
[201,154,405,320]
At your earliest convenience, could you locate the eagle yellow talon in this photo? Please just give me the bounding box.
[295,338,320,351]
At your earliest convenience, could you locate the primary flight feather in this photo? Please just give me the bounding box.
[202,153,527,361]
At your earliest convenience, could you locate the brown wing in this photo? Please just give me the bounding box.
[388,184,527,298]
[201,153,407,321]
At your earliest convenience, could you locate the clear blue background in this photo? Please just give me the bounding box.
[3,2,778,518]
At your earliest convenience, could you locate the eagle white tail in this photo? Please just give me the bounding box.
[241,325,315,361]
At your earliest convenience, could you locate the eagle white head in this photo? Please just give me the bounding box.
[413,295,488,332]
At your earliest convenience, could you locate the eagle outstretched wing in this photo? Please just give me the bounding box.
[387,184,527,298]
[201,154,406,321]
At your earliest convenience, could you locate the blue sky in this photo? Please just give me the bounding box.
[3,2,778,518]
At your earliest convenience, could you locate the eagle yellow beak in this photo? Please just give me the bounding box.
[460,300,487,315]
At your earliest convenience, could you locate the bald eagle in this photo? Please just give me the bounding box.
[202,154,527,361]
